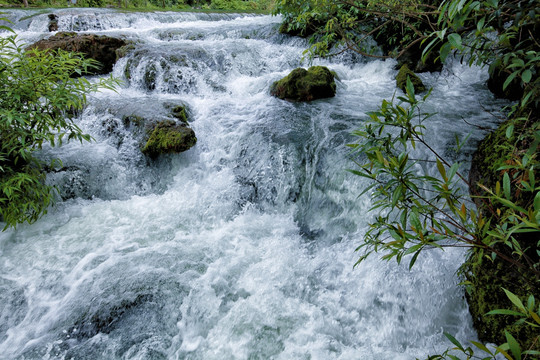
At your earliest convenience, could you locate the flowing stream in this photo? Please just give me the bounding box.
[0,8,507,360]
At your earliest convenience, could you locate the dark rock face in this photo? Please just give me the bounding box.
[487,63,523,101]
[270,66,336,102]
[47,14,58,32]
[28,32,127,75]
[467,117,540,351]
[142,120,197,158]
[396,42,443,73]
[396,64,425,93]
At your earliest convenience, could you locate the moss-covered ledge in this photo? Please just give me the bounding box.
[465,113,540,351]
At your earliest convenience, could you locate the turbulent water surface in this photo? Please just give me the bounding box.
[0,8,506,360]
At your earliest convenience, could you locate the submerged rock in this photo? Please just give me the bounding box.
[396,64,426,93]
[270,66,336,102]
[142,120,197,158]
[28,32,127,75]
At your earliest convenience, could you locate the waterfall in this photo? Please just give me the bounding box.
[0,9,505,360]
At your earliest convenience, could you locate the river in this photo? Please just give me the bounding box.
[0,8,505,359]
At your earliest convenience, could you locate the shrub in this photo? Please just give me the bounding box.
[0,23,117,229]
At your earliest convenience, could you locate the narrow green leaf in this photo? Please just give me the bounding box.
[503,172,511,199]
[409,249,421,270]
[534,192,540,213]
[503,288,527,313]
[503,71,518,90]
[436,158,447,182]
[444,332,465,351]
[470,340,493,356]
[486,309,525,317]
[505,331,521,360]
[406,76,415,98]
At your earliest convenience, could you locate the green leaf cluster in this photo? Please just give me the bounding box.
[0,22,118,229]
[424,289,540,360]
[422,0,539,111]
[274,0,441,60]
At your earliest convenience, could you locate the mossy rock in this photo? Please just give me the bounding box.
[115,43,136,61]
[28,32,127,75]
[170,105,188,124]
[270,66,336,102]
[396,64,426,93]
[142,120,196,158]
[462,247,539,351]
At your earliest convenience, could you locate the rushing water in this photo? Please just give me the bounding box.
[0,8,507,360]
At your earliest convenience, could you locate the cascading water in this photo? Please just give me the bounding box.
[0,8,506,360]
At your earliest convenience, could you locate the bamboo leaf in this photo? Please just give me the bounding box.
[505,331,521,360]
[444,332,465,351]
[486,309,525,317]
[503,172,511,199]
[503,71,518,91]
[470,340,493,356]
[436,158,447,182]
[503,288,527,313]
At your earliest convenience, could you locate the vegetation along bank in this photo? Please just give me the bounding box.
[0,0,538,358]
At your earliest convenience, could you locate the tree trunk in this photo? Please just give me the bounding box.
[23,0,29,7]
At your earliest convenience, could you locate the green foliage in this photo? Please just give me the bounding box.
[348,78,539,352]
[273,0,441,60]
[0,23,117,229]
[80,0,105,7]
[423,289,540,360]
[348,79,539,279]
[209,0,249,10]
[422,0,539,110]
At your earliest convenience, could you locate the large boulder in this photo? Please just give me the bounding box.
[142,120,197,159]
[28,32,127,75]
[396,64,426,93]
[270,66,336,102]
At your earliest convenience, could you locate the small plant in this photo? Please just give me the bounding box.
[424,289,540,360]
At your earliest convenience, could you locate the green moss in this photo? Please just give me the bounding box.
[122,115,144,128]
[115,43,136,61]
[462,247,539,350]
[142,120,196,158]
[465,115,540,351]
[396,64,425,93]
[270,66,336,102]
[170,105,188,124]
